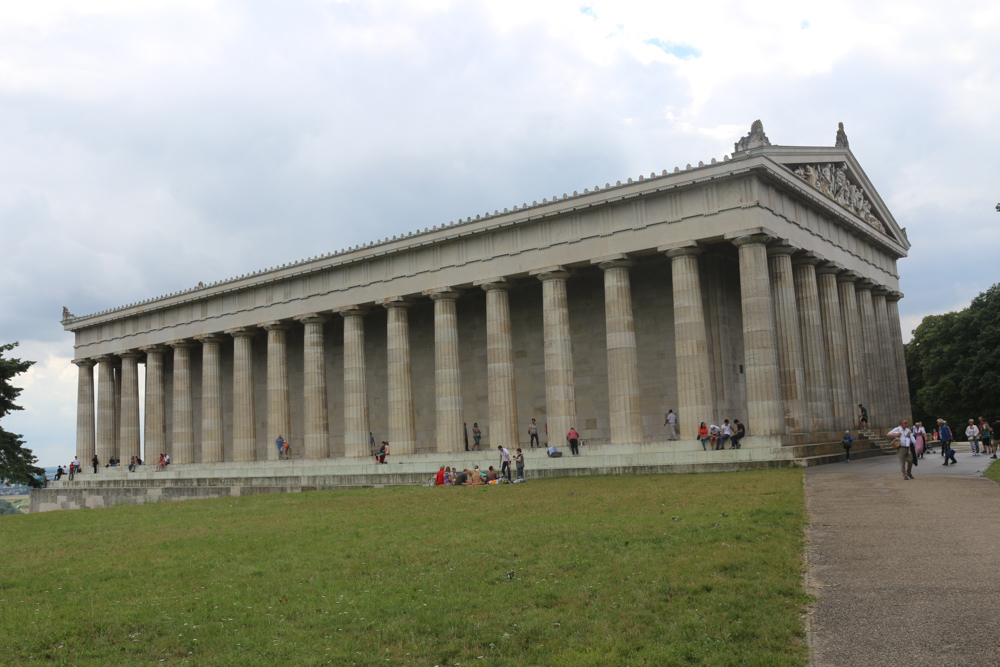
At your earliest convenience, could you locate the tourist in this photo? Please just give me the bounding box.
[73,456,80,473]
[443,466,454,485]
[698,422,710,450]
[979,418,993,456]
[888,419,916,480]
[472,466,486,486]
[156,453,166,471]
[54,466,65,481]
[455,468,470,486]
[486,466,498,482]
[284,438,291,460]
[92,454,99,474]
[709,423,721,450]
[472,423,482,449]
[719,420,732,449]
[841,431,853,462]
[528,419,540,449]
[164,453,171,466]
[664,409,678,441]
[128,456,136,472]
[514,447,525,482]
[859,404,869,429]
[914,422,927,458]
[435,465,446,486]
[732,420,746,449]
[498,445,512,481]
[566,426,580,456]
[68,461,75,481]
[965,419,980,456]
[992,418,1000,459]
[547,443,562,458]
[939,419,956,465]
[275,435,286,460]
[375,441,389,464]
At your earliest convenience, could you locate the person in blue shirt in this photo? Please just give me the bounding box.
[938,419,956,465]
[841,431,853,462]
[275,435,286,460]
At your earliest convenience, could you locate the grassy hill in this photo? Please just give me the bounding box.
[0,470,809,666]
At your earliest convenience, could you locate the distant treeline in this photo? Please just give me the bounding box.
[905,283,1000,436]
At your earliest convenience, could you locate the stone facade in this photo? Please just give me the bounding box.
[63,124,912,465]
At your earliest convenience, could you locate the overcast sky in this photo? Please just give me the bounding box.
[2,0,998,466]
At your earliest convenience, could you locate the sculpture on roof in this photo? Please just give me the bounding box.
[62,306,74,321]
[835,121,849,148]
[734,120,772,152]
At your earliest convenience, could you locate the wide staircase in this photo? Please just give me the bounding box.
[860,429,897,455]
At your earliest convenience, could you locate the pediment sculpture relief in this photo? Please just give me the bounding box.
[791,163,886,234]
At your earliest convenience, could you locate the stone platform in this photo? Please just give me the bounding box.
[31,435,887,512]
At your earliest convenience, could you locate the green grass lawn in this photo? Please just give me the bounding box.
[0,469,809,666]
[985,458,1000,484]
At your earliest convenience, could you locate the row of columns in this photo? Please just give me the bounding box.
[74,237,911,464]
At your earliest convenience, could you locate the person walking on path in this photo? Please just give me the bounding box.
[914,422,927,458]
[471,423,482,450]
[938,419,957,465]
[497,446,512,481]
[566,427,580,456]
[514,448,525,482]
[664,410,678,441]
[275,435,286,460]
[965,420,980,456]
[859,403,869,430]
[91,454,98,474]
[841,430,853,462]
[528,419,540,448]
[979,418,993,456]
[888,419,917,480]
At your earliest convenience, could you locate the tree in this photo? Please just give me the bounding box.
[905,283,1000,436]
[0,342,44,488]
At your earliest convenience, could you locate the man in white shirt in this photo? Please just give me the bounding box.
[965,420,981,456]
[708,424,721,450]
[719,420,732,449]
[664,410,678,441]
[497,446,512,481]
[888,419,916,480]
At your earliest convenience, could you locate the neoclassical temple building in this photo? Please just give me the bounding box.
[64,122,912,467]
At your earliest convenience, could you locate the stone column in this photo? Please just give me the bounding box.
[873,289,896,425]
[73,359,96,464]
[886,292,913,425]
[263,322,292,460]
[296,314,330,459]
[768,245,807,434]
[381,301,416,455]
[196,335,226,463]
[598,259,643,445]
[341,308,370,458]
[429,290,464,453]
[855,282,880,427]
[731,233,784,436]
[792,255,833,434]
[141,345,167,463]
[169,340,196,464]
[118,351,142,462]
[837,275,867,429]
[229,328,257,461]
[665,245,713,440]
[95,355,116,466]
[534,268,577,447]
[112,362,121,459]
[816,265,853,429]
[480,280,519,450]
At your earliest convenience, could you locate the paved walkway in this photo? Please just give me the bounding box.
[806,445,1000,666]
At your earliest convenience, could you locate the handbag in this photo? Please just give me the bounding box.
[890,438,901,450]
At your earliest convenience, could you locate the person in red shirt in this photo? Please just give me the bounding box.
[435,465,446,486]
[566,427,580,456]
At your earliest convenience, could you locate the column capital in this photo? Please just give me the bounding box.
[886,291,904,302]
[660,241,704,259]
[118,350,143,359]
[836,270,861,283]
[139,344,169,353]
[531,265,571,282]
[167,339,198,349]
[854,279,876,291]
[93,354,117,362]
[226,326,258,338]
[195,333,229,344]
[295,312,331,323]
[791,251,825,266]
[426,289,461,301]
[376,296,412,310]
[72,358,97,368]
[816,262,845,276]
[261,320,293,331]
[476,279,513,292]
[591,253,633,270]
[338,306,368,318]
[872,286,891,297]
[766,243,798,257]
[724,227,777,246]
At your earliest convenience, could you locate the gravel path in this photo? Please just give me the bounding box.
[806,446,1000,666]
